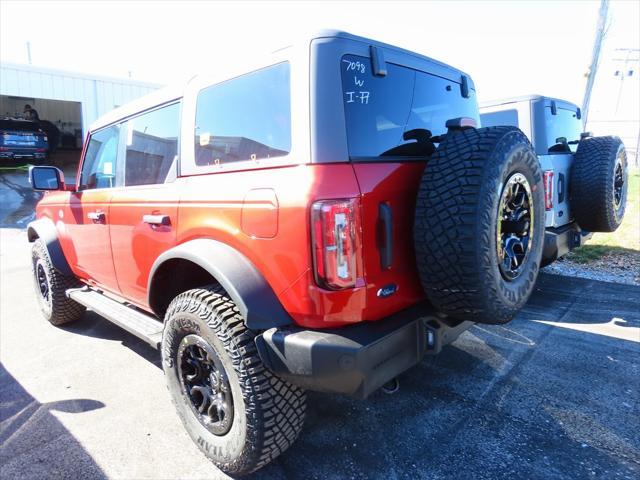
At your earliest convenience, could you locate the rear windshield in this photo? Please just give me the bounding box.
[544,107,583,153]
[0,120,41,132]
[341,54,479,160]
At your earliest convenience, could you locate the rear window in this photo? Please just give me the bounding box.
[341,54,479,159]
[194,62,291,167]
[545,107,583,153]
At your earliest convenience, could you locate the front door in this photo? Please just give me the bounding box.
[66,124,122,292]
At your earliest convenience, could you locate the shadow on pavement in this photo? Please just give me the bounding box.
[62,311,161,368]
[7,251,639,478]
[254,274,640,479]
[0,363,107,479]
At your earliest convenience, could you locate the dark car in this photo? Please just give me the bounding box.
[0,119,49,162]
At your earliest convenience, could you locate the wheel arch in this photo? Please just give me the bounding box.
[27,218,73,276]
[148,239,293,330]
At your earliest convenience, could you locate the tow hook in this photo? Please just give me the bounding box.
[381,377,400,394]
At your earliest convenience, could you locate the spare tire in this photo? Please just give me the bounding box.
[414,126,545,325]
[570,136,627,232]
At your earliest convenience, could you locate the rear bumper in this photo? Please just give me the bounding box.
[255,303,472,398]
[542,223,592,265]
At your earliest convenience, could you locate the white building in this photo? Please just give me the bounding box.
[0,62,160,147]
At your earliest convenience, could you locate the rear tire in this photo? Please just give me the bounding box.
[31,238,85,325]
[162,286,306,475]
[414,126,545,325]
[570,136,627,232]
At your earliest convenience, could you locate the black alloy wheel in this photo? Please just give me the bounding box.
[177,334,233,436]
[496,172,534,281]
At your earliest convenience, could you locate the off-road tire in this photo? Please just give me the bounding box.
[162,286,306,476]
[570,136,627,232]
[31,238,85,325]
[414,126,545,325]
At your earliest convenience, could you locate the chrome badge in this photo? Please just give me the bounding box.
[377,284,398,298]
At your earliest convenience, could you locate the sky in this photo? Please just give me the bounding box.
[0,0,638,112]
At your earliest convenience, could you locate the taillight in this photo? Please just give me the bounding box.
[543,171,554,210]
[311,198,361,290]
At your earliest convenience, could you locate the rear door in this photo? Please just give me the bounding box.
[108,101,181,309]
[339,53,480,318]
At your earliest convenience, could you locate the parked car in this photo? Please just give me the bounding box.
[0,118,48,162]
[480,95,628,264]
[26,32,627,475]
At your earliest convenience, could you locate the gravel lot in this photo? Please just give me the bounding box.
[544,252,640,286]
[1,227,639,480]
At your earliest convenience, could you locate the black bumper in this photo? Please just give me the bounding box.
[255,303,472,399]
[542,223,592,266]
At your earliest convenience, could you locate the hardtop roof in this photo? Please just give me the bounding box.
[480,94,580,112]
[90,30,475,132]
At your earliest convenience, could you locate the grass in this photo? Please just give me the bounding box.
[568,167,639,264]
[0,164,31,172]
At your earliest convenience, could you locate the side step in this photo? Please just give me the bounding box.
[66,287,163,349]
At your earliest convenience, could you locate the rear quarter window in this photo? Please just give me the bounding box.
[194,62,291,167]
[480,109,519,128]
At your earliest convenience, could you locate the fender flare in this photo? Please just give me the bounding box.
[148,239,293,330]
[27,218,73,276]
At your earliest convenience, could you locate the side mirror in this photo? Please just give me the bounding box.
[29,166,65,191]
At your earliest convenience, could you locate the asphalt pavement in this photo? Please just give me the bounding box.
[1,223,639,478]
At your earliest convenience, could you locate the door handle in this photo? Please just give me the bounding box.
[143,214,171,226]
[87,211,105,222]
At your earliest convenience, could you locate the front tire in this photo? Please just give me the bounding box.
[161,286,306,475]
[31,238,85,325]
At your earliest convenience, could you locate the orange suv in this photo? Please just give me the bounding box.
[28,31,569,474]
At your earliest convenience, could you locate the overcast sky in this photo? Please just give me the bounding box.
[1,0,638,108]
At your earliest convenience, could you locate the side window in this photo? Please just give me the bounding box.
[194,62,291,167]
[480,109,519,128]
[124,102,180,186]
[80,125,120,190]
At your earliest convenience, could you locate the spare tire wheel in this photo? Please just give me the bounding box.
[570,136,628,232]
[414,126,545,325]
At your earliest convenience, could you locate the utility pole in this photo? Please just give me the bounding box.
[612,48,640,165]
[26,41,32,65]
[582,0,609,127]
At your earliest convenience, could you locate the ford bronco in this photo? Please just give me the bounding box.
[27,32,627,474]
[481,95,628,264]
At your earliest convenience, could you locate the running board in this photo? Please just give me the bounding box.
[66,287,163,349]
